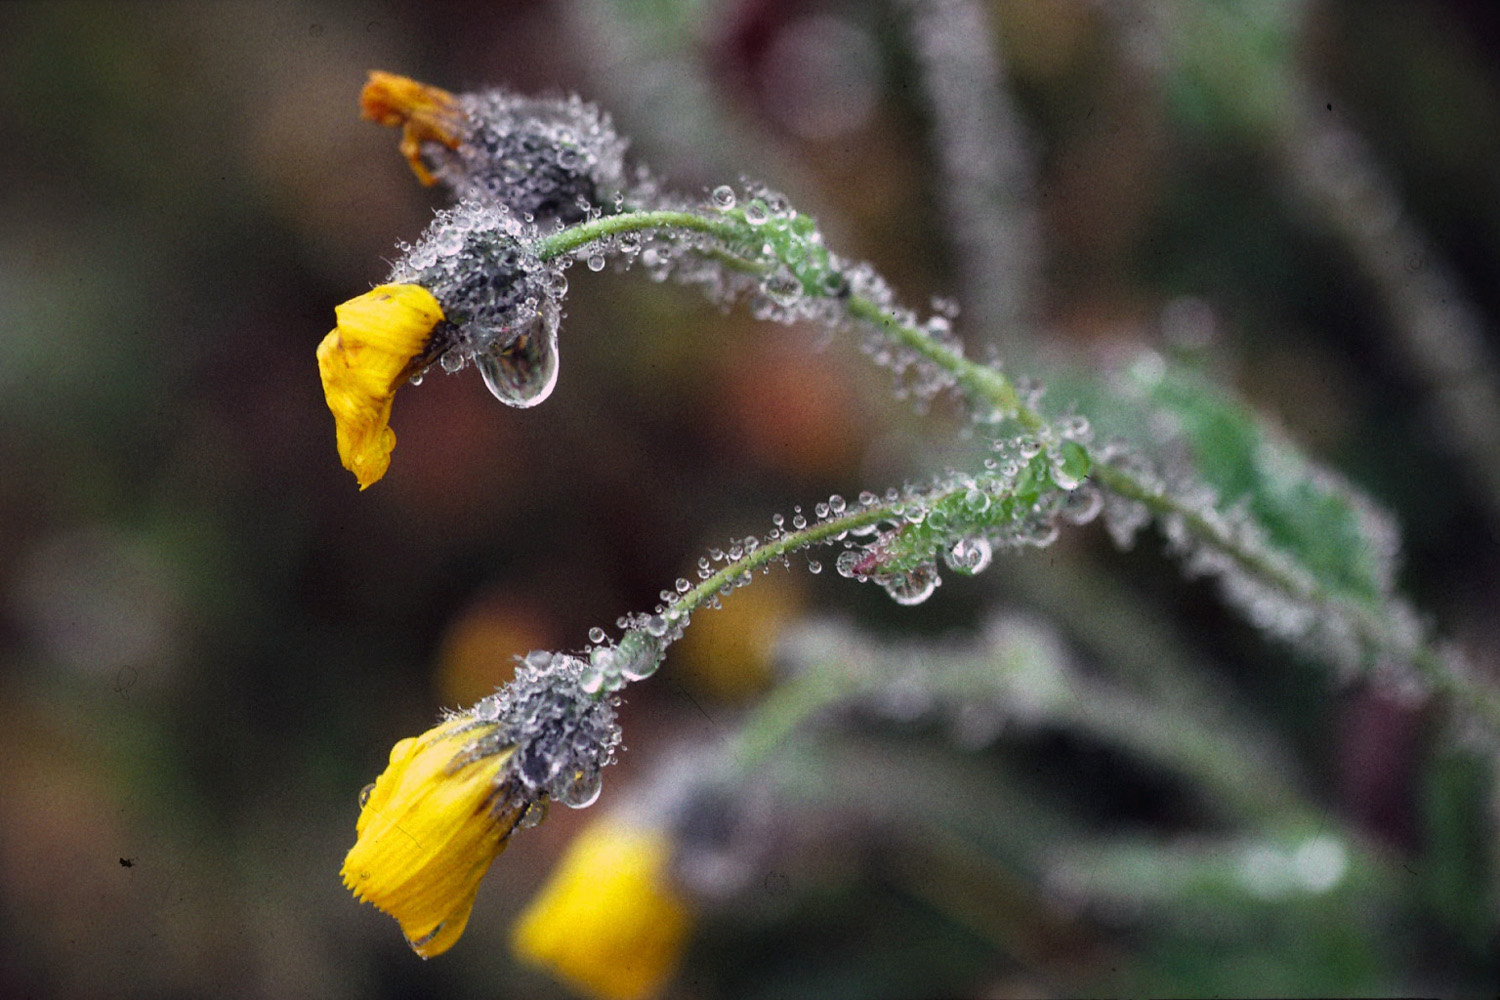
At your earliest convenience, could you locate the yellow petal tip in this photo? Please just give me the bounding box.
[317,283,444,489]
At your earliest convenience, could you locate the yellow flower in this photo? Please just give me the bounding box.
[360,70,467,186]
[341,716,518,957]
[512,818,692,1000]
[316,284,445,489]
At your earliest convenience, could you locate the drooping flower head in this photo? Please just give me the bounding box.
[360,71,467,187]
[316,204,564,488]
[341,716,518,956]
[342,652,622,956]
[360,70,628,226]
[511,817,693,1000]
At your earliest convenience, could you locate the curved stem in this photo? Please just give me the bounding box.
[531,207,1500,736]
[531,209,1040,430]
[532,209,744,260]
[669,505,885,625]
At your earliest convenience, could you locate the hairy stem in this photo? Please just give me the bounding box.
[530,207,1500,735]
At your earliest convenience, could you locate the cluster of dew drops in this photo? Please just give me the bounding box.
[393,173,1116,692]
[390,199,570,410]
[700,182,972,408]
[573,419,1107,692]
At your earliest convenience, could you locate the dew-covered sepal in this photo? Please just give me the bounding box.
[317,203,568,486]
[342,651,622,957]
[466,650,624,811]
[362,71,627,226]
[390,202,567,408]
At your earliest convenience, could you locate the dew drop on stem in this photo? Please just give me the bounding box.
[880,564,941,605]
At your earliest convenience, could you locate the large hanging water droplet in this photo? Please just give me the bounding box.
[476,302,560,407]
[880,564,941,605]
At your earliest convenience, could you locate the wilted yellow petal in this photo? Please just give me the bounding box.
[316,283,444,489]
[341,716,517,957]
[512,818,692,1000]
[361,71,467,185]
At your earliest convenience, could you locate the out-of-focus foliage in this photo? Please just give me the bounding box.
[2,1,1499,998]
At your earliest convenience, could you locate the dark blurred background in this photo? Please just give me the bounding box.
[3,1,1500,997]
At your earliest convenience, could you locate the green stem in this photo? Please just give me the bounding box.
[532,209,744,260]
[531,207,1500,736]
[670,504,886,624]
[844,295,1037,430]
[530,209,1040,429]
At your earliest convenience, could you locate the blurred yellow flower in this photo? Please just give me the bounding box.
[512,818,692,1000]
[360,70,466,186]
[316,283,444,489]
[341,716,517,957]
[675,571,804,702]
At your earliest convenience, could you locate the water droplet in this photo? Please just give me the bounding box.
[1058,415,1091,441]
[943,537,993,575]
[555,768,603,809]
[644,615,668,638]
[807,559,822,574]
[517,799,548,829]
[880,564,941,605]
[744,200,769,226]
[1060,484,1104,525]
[357,782,375,808]
[616,630,663,681]
[518,743,561,790]
[587,253,607,271]
[476,303,560,408]
[829,494,847,514]
[588,627,606,644]
[835,549,865,578]
[710,185,736,210]
[764,267,802,306]
[582,647,613,694]
[439,348,465,374]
